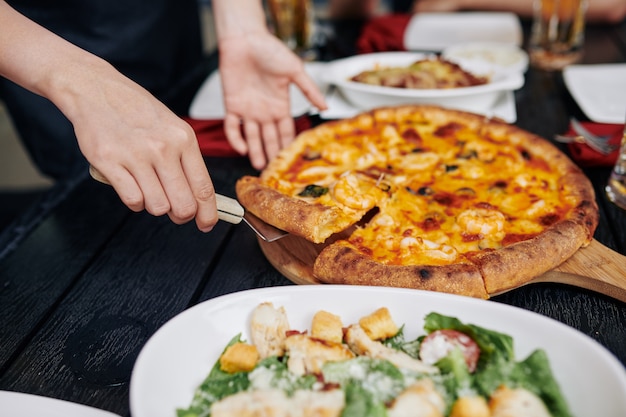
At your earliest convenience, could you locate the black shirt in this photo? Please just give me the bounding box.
[7,0,205,101]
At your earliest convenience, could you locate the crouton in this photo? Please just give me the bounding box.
[220,342,259,373]
[359,307,399,340]
[311,310,344,344]
[450,396,490,417]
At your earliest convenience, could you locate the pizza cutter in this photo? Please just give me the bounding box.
[88,166,288,242]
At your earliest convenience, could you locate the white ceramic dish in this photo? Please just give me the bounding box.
[129,286,626,417]
[563,64,626,124]
[322,52,524,114]
[404,12,523,51]
[319,88,518,123]
[442,42,529,76]
[0,391,121,417]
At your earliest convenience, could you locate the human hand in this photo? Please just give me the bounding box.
[0,1,218,232]
[67,61,219,232]
[218,31,327,170]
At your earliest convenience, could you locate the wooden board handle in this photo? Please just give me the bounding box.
[532,239,626,303]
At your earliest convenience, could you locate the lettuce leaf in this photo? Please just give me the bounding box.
[177,334,250,417]
[423,312,572,417]
[323,357,406,405]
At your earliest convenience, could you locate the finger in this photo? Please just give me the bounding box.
[155,162,198,225]
[130,166,171,217]
[276,117,296,150]
[224,113,248,155]
[96,165,146,213]
[292,70,328,111]
[261,122,281,162]
[181,152,218,232]
[243,120,266,170]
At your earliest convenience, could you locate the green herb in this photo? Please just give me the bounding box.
[297,184,328,198]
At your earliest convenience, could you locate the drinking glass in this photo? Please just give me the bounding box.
[529,0,587,70]
[605,118,626,210]
[266,0,314,56]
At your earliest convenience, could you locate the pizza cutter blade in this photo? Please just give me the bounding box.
[88,166,288,242]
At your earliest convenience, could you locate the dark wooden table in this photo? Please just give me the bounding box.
[1,17,625,417]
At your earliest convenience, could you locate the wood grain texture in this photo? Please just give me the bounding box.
[258,236,626,302]
[530,239,626,303]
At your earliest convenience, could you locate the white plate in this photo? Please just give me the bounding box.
[442,42,529,76]
[404,12,523,51]
[322,52,524,114]
[563,64,626,124]
[129,286,626,417]
[320,88,518,123]
[0,391,121,417]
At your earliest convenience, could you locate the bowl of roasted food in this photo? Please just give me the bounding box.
[324,52,524,113]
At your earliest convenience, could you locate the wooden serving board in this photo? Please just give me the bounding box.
[259,237,626,303]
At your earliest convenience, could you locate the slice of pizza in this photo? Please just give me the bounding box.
[237,111,391,243]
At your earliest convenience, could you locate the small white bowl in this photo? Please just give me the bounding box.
[323,51,525,113]
[442,42,529,76]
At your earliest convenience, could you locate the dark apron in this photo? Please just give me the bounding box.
[0,0,205,179]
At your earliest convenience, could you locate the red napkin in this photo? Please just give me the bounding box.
[565,121,623,168]
[183,116,312,157]
[357,14,412,54]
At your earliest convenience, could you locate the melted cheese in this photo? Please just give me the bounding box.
[262,109,578,266]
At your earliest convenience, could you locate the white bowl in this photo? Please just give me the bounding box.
[129,286,626,417]
[324,52,524,113]
[442,42,529,76]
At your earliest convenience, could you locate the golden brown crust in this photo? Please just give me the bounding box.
[236,176,360,244]
[467,220,590,294]
[314,241,488,299]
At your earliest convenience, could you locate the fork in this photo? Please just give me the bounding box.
[554,118,618,155]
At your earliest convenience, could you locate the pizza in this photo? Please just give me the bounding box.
[349,57,489,89]
[177,302,573,417]
[235,105,598,298]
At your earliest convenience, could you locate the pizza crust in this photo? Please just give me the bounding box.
[314,241,488,299]
[467,220,591,294]
[236,176,364,244]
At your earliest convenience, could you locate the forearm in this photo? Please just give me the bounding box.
[0,1,120,120]
[211,0,268,40]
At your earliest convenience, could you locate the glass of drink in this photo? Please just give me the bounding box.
[605,118,626,210]
[266,0,314,56]
[529,0,587,71]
